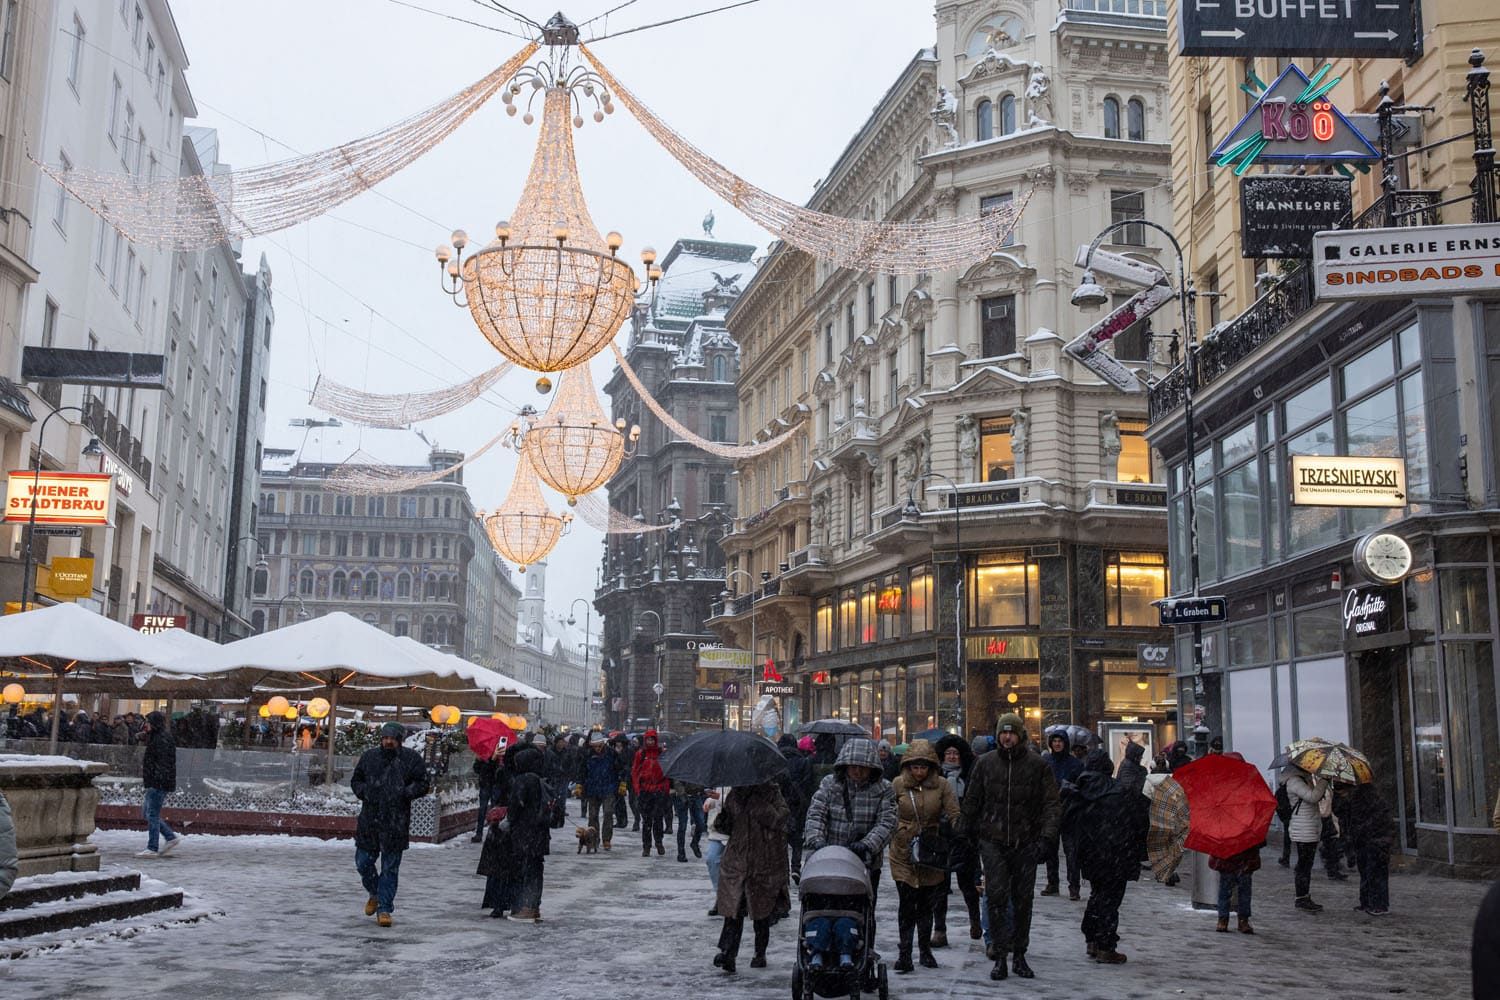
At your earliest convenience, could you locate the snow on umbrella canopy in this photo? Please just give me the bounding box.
[521,362,636,505]
[1285,739,1373,785]
[1172,751,1278,859]
[477,451,571,571]
[661,729,788,788]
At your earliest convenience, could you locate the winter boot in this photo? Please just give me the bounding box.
[1086,942,1098,958]
[988,957,1008,981]
[691,839,702,858]
[677,851,688,862]
[930,929,948,948]
[1215,917,1229,932]
[376,912,393,927]
[918,946,938,969]
[1295,896,1323,912]
[642,844,651,857]
[967,899,982,940]
[750,953,767,969]
[1011,953,1035,978]
[1095,949,1127,964]
[1040,881,1060,896]
[365,897,378,917]
[602,840,612,851]
[1068,886,1081,901]
[657,841,665,855]
[893,950,914,974]
[1238,917,1254,934]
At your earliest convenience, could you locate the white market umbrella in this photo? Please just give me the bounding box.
[0,603,161,751]
[393,636,552,703]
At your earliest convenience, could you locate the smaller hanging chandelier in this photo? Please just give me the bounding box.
[478,452,573,570]
[515,363,639,506]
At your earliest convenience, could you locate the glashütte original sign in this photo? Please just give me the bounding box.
[1342,586,1402,643]
[1290,456,1406,507]
[4,471,112,526]
[1313,223,1500,300]
[1240,175,1352,258]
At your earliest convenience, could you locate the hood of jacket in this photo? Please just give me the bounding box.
[835,737,881,777]
[899,739,939,769]
[1074,769,1120,802]
[512,744,544,776]
[934,733,974,777]
[641,729,661,756]
[146,710,167,731]
[1125,741,1146,763]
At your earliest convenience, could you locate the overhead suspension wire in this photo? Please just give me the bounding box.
[588,0,767,42]
[478,0,544,30]
[386,0,535,38]
[578,0,643,33]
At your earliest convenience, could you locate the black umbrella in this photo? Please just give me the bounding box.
[798,718,870,737]
[661,729,788,788]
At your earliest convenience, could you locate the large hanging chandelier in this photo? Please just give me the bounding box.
[516,363,639,505]
[477,452,572,570]
[436,55,661,374]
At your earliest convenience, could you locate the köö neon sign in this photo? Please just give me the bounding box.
[1261,100,1335,143]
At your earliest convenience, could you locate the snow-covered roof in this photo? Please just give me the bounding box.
[650,239,758,324]
[262,419,444,473]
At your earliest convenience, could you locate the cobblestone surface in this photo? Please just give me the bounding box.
[0,820,1484,999]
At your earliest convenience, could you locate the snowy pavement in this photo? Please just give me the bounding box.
[0,818,1483,1000]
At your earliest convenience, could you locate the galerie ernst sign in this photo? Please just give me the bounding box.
[1290,456,1406,507]
[4,471,112,525]
[1314,223,1500,300]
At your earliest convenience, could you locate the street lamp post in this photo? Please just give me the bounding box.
[902,471,963,736]
[222,536,269,640]
[271,593,310,631]
[723,568,767,731]
[1072,219,1207,731]
[16,405,103,615]
[567,598,592,724]
[637,609,663,729]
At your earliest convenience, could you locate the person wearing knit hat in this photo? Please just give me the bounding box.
[350,721,431,926]
[961,711,1061,981]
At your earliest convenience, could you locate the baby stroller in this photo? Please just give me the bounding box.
[791,846,889,1000]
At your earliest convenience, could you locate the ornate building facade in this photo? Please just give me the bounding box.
[595,235,756,732]
[711,0,1176,743]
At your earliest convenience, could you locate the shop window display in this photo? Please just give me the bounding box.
[1106,551,1166,626]
[970,551,1038,627]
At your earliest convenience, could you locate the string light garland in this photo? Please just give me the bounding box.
[574,490,671,534]
[437,85,656,373]
[608,342,798,459]
[477,451,573,570]
[518,362,639,505]
[32,42,538,250]
[310,362,515,428]
[328,428,509,495]
[580,44,1029,274]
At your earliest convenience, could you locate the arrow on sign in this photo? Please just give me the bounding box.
[1353,30,1399,40]
[1201,28,1244,39]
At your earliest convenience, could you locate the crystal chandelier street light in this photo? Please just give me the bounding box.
[513,362,640,505]
[435,68,662,375]
[477,451,574,570]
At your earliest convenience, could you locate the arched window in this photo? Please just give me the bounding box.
[438,575,451,601]
[252,567,268,596]
[712,355,726,381]
[394,615,409,638]
[999,94,1016,136]
[421,615,436,644]
[251,610,265,633]
[396,572,411,599]
[365,572,380,600]
[1103,97,1121,139]
[436,617,449,645]
[331,571,347,598]
[975,99,993,141]
[425,575,437,600]
[1127,98,1146,141]
[299,569,314,595]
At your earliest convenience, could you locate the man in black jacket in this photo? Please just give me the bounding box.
[1066,749,1149,965]
[136,711,183,859]
[352,722,431,926]
[961,713,1060,982]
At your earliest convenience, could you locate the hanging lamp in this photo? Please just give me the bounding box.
[518,363,639,505]
[477,451,573,570]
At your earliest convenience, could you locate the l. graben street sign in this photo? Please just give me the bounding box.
[1179,0,1416,59]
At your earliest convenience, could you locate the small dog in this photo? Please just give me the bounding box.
[575,825,599,854]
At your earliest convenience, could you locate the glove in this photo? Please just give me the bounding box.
[850,843,871,865]
[617,781,628,797]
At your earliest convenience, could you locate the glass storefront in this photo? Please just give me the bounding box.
[809,662,935,744]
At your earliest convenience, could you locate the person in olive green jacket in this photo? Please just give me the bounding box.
[888,739,960,974]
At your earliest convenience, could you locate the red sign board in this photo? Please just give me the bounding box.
[877,586,903,615]
[132,613,186,634]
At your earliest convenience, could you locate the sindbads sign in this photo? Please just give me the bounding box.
[4,471,112,526]
[1314,223,1500,300]
[1291,456,1406,507]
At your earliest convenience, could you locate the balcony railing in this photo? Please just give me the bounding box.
[82,394,151,490]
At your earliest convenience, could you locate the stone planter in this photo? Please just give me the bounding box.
[0,755,109,877]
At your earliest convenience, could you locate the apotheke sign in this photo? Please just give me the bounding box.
[1314,223,1500,300]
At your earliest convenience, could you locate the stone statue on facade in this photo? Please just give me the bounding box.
[957,413,980,466]
[1025,64,1054,125]
[1009,407,1029,476]
[931,86,960,148]
[1100,410,1122,460]
[811,491,830,548]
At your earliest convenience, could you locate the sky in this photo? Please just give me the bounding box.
[169,0,936,620]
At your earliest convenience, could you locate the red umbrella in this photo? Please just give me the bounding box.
[1173,751,1277,859]
[465,718,515,761]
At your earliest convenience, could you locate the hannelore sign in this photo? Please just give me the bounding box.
[4,471,112,526]
[1240,175,1352,258]
[1290,456,1406,507]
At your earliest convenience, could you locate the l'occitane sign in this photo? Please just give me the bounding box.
[5,471,112,525]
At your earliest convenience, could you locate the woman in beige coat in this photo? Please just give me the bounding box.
[888,739,960,973]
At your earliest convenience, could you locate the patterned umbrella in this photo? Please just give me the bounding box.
[1147,777,1189,882]
[1286,740,1374,784]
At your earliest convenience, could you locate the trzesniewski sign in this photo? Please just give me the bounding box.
[1313,223,1500,300]
[1179,0,1413,58]
[1240,176,1352,258]
[1290,456,1406,507]
[4,471,112,525]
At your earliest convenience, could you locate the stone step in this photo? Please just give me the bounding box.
[0,870,142,912]
[0,886,184,942]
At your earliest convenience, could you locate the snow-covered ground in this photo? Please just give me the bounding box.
[0,818,1481,999]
